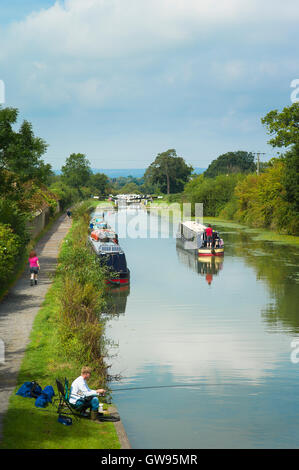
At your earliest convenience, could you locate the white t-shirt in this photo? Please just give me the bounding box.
[69,376,98,404]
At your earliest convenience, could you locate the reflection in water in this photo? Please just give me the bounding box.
[105,286,130,316]
[223,228,299,334]
[176,239,224,285]
[105,210,299,449]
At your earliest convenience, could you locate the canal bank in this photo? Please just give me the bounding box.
[0,212,72,441]
[147,202,299,246]
[105,206,299,449]
[0,203,124,449]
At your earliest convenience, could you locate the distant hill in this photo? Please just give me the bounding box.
[54,168,206,178]
[92,167,206,178]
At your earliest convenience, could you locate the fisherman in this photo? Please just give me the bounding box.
[69,366,106,421]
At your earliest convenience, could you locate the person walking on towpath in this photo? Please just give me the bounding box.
[28,250,40,286]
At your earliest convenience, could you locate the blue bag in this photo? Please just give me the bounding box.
[58,414,72,426]
[35,385,55,408]
[16,381,42,398]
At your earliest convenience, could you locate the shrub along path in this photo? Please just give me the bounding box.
[0,212,71,440]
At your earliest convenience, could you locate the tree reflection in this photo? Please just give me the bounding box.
[216,225,299,333]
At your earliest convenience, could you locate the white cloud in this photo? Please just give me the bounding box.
[2,0,299,61]
[1,0,298,167]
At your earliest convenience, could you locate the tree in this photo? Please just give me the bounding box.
[90,172,109,196]
[233,158,298,234]
[262,103,299,212]
[283,146,299,211]
[0,106,51,185]
[61,153,92,196]
[261,103,299,148]
[184,173,243,217]
[0,106,19,172]
[204,151,256,178]
[117,182,141,194]
[0,223,21,283]
[145,149,193,194]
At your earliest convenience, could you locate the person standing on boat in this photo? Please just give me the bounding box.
[212,230,218,248]
[205,224,213,248]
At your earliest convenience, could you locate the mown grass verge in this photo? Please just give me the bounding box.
[0,200,121,449]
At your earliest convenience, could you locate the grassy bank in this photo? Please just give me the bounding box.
[0,200,121,449]
[147,201,299,246]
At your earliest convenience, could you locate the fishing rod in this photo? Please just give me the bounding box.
[110,383,235,392]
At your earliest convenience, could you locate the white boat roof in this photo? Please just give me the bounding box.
[180,220,207,233]
[88,237,123,254]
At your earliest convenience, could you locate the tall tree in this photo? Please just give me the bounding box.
[0,106,19,172]
[145,149,193,194]
[90,172,109,196]
[204,151,256,178]
[61,153,92,196]
[261,103,299,148]
[0,106,51,188]
[9,120,50,182]
[262,103,299,211]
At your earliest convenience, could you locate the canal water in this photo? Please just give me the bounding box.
[102,206,299,449]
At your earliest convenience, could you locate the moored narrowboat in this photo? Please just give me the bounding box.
[88,236,130,286]
[90,228,118,244]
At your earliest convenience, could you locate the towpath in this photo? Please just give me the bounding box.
[0,213,71,440]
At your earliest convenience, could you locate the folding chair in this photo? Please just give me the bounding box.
[55,378,88,421]
[55,378,120,423]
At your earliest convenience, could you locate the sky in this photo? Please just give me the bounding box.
[0,0,298,170]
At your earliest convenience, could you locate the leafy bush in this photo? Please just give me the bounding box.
[234,158,298,234]
[50,182,80,209]
[56,209,108,383]
[0,198,29,243]
[0,224,21,282]
[184,173,244,217]
[71,200,96,221]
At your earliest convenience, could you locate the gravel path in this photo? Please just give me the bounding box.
[0,213,71,440]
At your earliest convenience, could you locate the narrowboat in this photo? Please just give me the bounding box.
[177,221,224,257]
[90,228,118,244]
[88,236,130,286]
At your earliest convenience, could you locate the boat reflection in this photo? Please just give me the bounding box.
[105,285,130,316]
[176,239,223,285]
[198,256,223,285]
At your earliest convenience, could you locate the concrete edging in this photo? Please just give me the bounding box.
[108,405,131,449]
